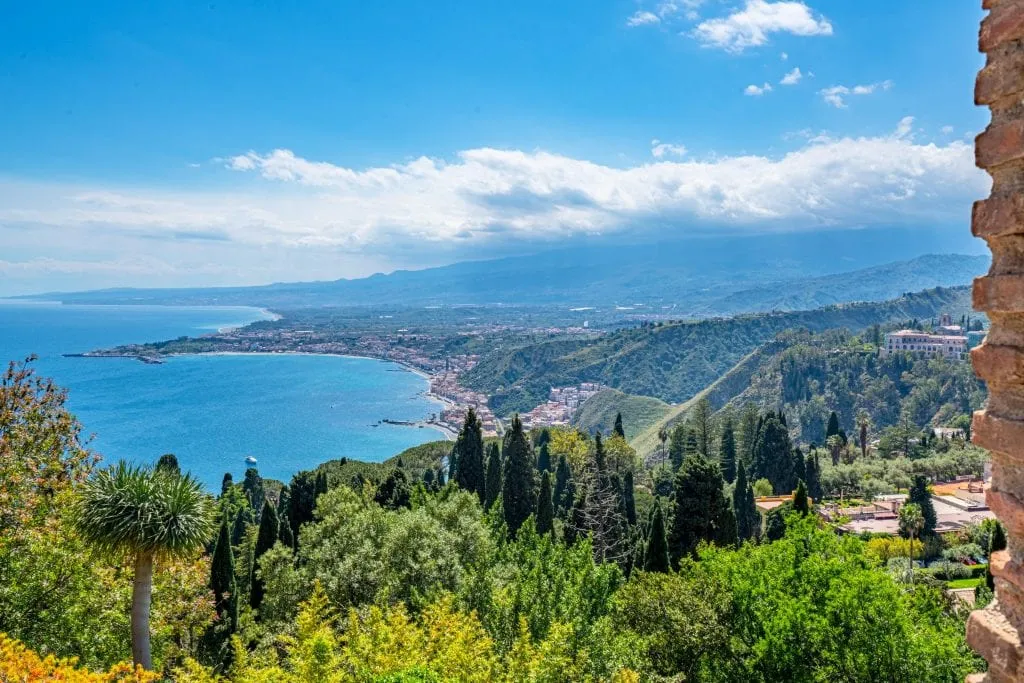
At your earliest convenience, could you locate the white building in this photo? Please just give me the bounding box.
[881,330,967,360]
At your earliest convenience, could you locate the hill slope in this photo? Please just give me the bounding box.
[462,286,975,415]
[571,389,672,440]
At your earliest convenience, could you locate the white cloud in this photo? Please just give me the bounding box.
[780,67,802,85]
[941,125,954,135]
[894,116,914,139]
[0,120,986,278]
[693,0,832,53]
[651,139,688,158]
[819,80,892,108]
[781,51,788,60]
[745,82,773,96]
[626,10,660,27]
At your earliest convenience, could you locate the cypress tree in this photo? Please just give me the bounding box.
[669,423,687,471]
[276,486,294,549]
[991,521,1008,554]
[643,503,670,572]
[435,465,446,487]
[484,442,502,510]
[622,469,637,526]
[752,412,794,495]
[792,446,806,486]
[423,468,436,488]
[314,471,329,498]
[210,516,236,618]
[564,492,586,546]
[374,468,412,510]
[502,415,537,536]
[765,507,786,541]
[536,470,554,535]
[553,455,572,513]
[287,470,318,543]
[220,472,233,497]
[243,467,264,511]
[805,452,822,503]
[452,408,486,503]
[690,398,713,458]
[537,428,551,449]
[669,454,731,564]
[594,432,607,472]
[250,502,279,613]
[156,453,180,475]
[733,461,759,542]
[613,412,625,439]
[826,411,840,440]
[908,475,937,536]
[719,417,737,484]
[793,479,810,516]
[230,505,250,547]
[537,442,551,473]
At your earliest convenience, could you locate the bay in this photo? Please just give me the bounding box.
[0,301,447,489]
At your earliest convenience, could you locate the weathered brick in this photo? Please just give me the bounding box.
[988,488,1024,539]
[973,195,1024,238]
[978,120,1024,169]
[974,274,1024,312]
[972,344,1024,384]
[967,607,1024,680]
[977,48,1024,104]
[981,1,1024,52]
[974,412,1024,458]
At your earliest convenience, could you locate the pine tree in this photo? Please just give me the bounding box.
[536,470,554,535]
[690,398,714,458]
[793,479,810,516]
[210,515,237,630]
[669,423,688,471]
[452,408,486,503]
[276,486,294,549]
[805,452,823,503]
[908,475,937,536]
[537,441,551,473]
[613,412,625,439]
[484,442,502,509]
[502,415,537,536]
[669,454,731,564]
[643,503,670,572]
[553,455,572,513]
[719,417,737,484]
[220,472,233,497]
[826,411,840,440]
[622,469,637,525]
[250,502,279,613]
[733,461,759,542]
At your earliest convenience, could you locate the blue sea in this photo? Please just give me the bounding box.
[0,301,447,489]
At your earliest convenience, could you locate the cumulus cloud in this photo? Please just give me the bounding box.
[941,125,954,135]
[0,120,987,276]
[894,116,915,139]
[626,10,660,26]
[819,80,892,108]
[651,139,688,158]
[745,82,773,96]
[780,67,802,85]
[693,0,832,53]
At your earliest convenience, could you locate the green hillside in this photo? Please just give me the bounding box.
[571,388,671,439]
[462,286,974,415]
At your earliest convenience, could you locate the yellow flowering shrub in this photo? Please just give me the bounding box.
[0,633,156,682]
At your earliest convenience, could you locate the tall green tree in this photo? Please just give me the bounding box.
[643,503,670,573]
[622,469,637,526]
[452,408,486,503]
[669,454,732,564]
[250,501,280,613]
[220,472,233,496]
[484,442,502,510]
[537,441,551,473]
[719,416,737,484]
[908,475,937,537]
[74,462,215,670]
[792,447,806,486]
[669,423,688,471]
[242,467,264,511]
[737,403,760,469]
[553,454,573,514]
[210,516,238,631]
[793,480,810,516]
[690,398,714,458]
[805,452,822,503]
[536,470,554,535]
[826,411,840,440]
[502,415,537,536]
[156,453,180,476]
[752,412,795,495]
[733,461,759,542]
[613,412,626,439]
[276,486,294,548]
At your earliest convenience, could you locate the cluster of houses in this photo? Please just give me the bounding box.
[519,383,606,430]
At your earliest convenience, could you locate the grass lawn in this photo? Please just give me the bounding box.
[946,578,982,589]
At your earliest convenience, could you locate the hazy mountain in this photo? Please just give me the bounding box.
[21,229,988,312]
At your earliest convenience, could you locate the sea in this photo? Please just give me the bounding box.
[0,300,447,490]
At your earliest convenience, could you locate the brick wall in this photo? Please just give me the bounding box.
[967,1,1024,680]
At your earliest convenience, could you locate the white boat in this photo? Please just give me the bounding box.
[245,455,258,465]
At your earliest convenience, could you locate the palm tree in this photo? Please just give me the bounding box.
[898,502,924,588]
[74,461,215,670]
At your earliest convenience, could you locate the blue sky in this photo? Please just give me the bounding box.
[0,0,992,294]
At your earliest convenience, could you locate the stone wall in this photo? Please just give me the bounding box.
[967,1,1024,680]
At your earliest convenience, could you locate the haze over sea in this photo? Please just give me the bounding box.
[0,301,446,489]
